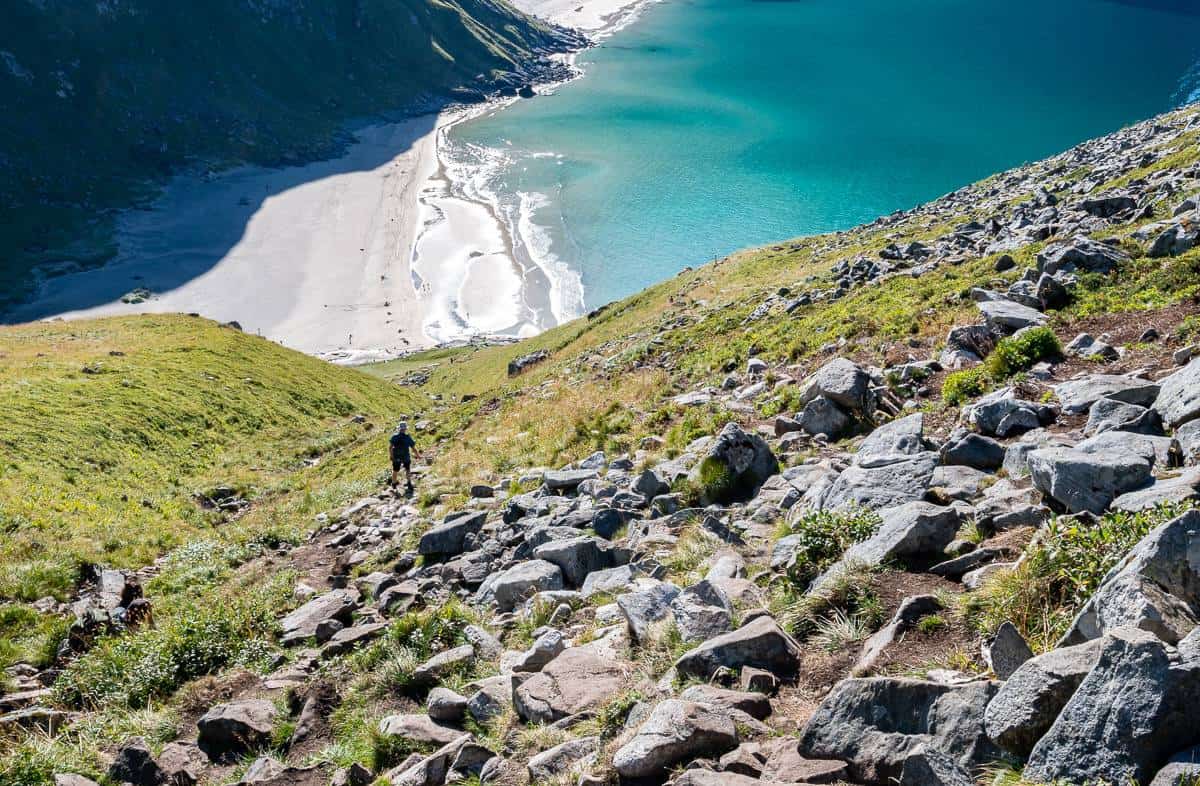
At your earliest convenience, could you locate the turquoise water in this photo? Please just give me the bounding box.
[451,0,1200,312]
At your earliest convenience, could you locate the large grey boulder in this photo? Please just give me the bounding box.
[940,429,1005,471]
[513,645,630,724]
[678,685,771,720]
[532,536,626,588]
[1028,445,1153,514]
[799,358,876,416]
[670,580,733,642]
[527,736,599,782]
[108,739,163,786]
[482,560,563,611]
[197,700,277,757]
[279,589,358,645]
[855,413,927,467]
[674,615,802,680]
[1155,358,1200,429]
[612,699,739,778]
[543,469,599,491]
[1085,397,1163,437]
[616,581,681,642]
[797,396,852,438]
[377,714,463,748]
[1061,510,1200,646]
[1149,219,1200,258]
[814,503,959,593]
[1112,468,1200,512]
[820,452,938,512]
[1038,235,1129,276]
[688,422,779,503]
[1054,374,1161,416]
[581,564,640,599]
[417,511,486,556]
[1025,628,1200,786]
[977,297,1047,333]
[984,638,1106,758]
[798,677,1000,785]
[965,388,1056,437]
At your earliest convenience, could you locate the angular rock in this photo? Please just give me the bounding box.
[1028,445,1153,514]
[417,511,486,557]
[279,589,358,645]
[1155,358,1200,429]
[617,581,681,642]
[1085,396,1163,436]
[940,430,1005,471]
[427,687,469,723]
[981,622,1033,680]
[1038,235,1129,275]
[670,580,733,643]
[527,736,599,782]
[688,422,779,503]
[485,560,563,611]
[821,452,938,511]
[108,739,163,786]
[543,469,600,491]
[412,645,474,686]
[533,536,626,588]
[797,396,852,438]
[612,699,739,778]
[514,645,630,724]
[197,700,277,757]
[1025,628,1200,785]
[1055,374,1160,416]
[853,595,942,677]
[965,388,1056,437]
[798,677,1000,785]
[984,637,1105,758]
[1112,468,1200,512]
[377,714,463,748]
[799,358,876,416]
[678,685,771,720]
[511,629,565,672]
[817,503,960,591]
[1062,510,1200,646]
[977,297,1047,332]
[674,615,802,681]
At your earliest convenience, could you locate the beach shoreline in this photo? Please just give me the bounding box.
[3,0,652,362]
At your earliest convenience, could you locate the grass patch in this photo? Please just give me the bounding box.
[942,326,1061,405]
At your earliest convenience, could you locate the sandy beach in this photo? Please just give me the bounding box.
[7,0,650,361]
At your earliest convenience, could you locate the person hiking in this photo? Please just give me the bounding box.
[389,421,420,493]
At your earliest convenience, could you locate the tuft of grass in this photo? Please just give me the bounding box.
[810,609,871,652]
[962,503,1192,651]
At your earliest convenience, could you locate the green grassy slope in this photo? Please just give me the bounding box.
[0,0,570,311]
[0,315,421,608]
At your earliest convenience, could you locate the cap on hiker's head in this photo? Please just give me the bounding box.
[398,421,408,431]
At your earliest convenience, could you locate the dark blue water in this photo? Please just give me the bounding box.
[451,0,1200,311]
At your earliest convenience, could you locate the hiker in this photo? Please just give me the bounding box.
[389,421,420,493]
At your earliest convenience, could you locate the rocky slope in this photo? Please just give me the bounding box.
[0,0,582,313]
[4,105,1200,785]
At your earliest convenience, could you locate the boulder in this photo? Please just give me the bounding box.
[511,629,565,673]
[688,422,779,503]
[581,563,641,599]
[898,746,973,786]
[670,580,733,642]
[417,512,486,556]
[1155,358,1200,429]
[1065,332,1118,362]
[799,358,877,416]
[984,638,1106,757]
[1038,235,1129,275]
[855,413,927,467]
[1112,468,1200,512]
[1028,445,1153,514]
[816,503,960,592]
[377,714,464,748]
[1061,510,1200,646]
[820,451,938,512]
[1025,628,1200,785]
[527,736,599,782]
[798,678,1000,785]
[108,739,163,786]
[514,645,630,724]
[1054,374,1160,416]
[412,645,474,686]
[384,734,472,786]
[1085,396,1163,436]
[797,396,852,438]
[674,615,802,681]
[533,536,626,587]
[940,430,1005,471]
[980,622,1033,680]
[157,741,208,786]
[612,699,739,778]
[1149,219,1200,258]
[965,388,1056,437]
[427,687,469,723]
[617,581,681,642]
[543,469,600,491]
[678,685,772,720]
[977,297,1047,333]
[197,700,277,757]
[279,589,358,645]
[484,560,563,611]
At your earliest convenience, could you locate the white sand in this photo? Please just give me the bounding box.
[10,115,446,362]
[10,0,648,359]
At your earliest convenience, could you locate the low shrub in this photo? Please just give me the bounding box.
[942,326,1061,404]
[942,367,990,406]
[775,507,880,585]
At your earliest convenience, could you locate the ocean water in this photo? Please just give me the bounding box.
[447,0,1200,318]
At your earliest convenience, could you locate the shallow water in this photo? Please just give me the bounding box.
[449,0,1200,315]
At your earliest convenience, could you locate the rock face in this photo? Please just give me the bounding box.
[418,511,486,556]
[514,646,629,723]
[674,616,803,681]
[689,422,779,503]
[984,638,1106,757]
[798,678,1000,785]
[1155,358,1200,429]
[1025,628,1200,786]
[1061,510,1200,646]
[197,700,277,757]
[279,589,358,645]
[1028,445,1153,514]
[612,699,739,778]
